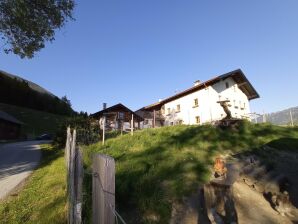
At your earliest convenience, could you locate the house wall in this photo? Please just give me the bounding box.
[163,77,250,125]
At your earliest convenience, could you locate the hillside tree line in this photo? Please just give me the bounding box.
[0,74,74,115]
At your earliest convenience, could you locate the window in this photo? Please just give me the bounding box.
[161,105,165,114]
[118,112,124,120]
[176,104,181,112]
[225,82,229,89]
[241,102,245,110]
[178,120,183,125]
[167,108,171,115]
[193,98,199,107]
[234,100,238,109]
[195,116,200,124]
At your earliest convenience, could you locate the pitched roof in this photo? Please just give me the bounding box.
[0,110,23,125]
[140,69,259,111]
[91,103,143,121]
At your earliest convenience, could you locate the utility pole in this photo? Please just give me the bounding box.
[290,109,294,127]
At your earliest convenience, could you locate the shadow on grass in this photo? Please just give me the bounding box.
[82,123,298,223]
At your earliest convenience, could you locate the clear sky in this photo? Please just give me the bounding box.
[1,0,297,114]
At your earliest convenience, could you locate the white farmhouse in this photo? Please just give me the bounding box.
[136,69,259,127]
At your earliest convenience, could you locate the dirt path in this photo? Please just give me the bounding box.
[0,141,48,200]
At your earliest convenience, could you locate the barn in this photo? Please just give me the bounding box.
[0,110,23,140]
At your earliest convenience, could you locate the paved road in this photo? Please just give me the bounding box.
[0,141,48,200]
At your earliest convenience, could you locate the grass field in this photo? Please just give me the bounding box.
[0,103,66,138]
[0,144,67,224]
[83,122,298,223]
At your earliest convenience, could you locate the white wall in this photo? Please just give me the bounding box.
[163,78,250,125]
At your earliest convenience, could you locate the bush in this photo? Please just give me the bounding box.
[54,115,101,147]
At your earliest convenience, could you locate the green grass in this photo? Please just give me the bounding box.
[82,122,298,223]
[0,103,66,138]
[0,144,67,224]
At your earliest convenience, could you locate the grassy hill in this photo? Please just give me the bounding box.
[83,122,298,223]
[0,103,66,138]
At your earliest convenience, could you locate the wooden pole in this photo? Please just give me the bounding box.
[65,127,71,170]
[121,121,123,136]
[263,110,266,123]
[131,114,134,136]
[74,147,83,224]
[102,116,106,145]
[69,129,76,224]
[153,110,156,128]
[92,154,115,224]
[290,109,294,127]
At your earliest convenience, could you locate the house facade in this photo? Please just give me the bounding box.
[91,103,143,131]
[136,69,259,127]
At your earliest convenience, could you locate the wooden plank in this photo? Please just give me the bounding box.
[92,154,115,224]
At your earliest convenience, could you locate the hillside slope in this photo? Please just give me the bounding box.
[83,123,298,223]
[0,70,53,96]
[0,70,73,115]
[257,106,298,125]
[0,103,66,138]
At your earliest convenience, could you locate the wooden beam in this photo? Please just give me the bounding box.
[237,81,248,87]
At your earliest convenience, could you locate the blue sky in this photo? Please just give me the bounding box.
[1,0,297,114]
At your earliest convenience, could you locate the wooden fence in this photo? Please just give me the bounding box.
[92,154,115,224]
[65,128,124,224]
[65,127,83,224]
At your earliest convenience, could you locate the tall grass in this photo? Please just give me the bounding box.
[83,122,298,223]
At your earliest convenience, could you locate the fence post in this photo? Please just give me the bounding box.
[74,147,83,224]
[69,129,76,224]
[92,154,115,224]
[65,127,71,170]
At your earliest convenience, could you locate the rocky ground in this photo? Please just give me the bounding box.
[170,146,298,224]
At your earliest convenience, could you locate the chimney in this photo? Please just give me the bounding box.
[194,80,201,86]
[103,103,107,110]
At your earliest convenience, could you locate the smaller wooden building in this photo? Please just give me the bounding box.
[0,110,23,140]
[91,103,143,131]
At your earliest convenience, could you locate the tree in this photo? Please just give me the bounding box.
[61,95,72,107]
[0,0,75,58]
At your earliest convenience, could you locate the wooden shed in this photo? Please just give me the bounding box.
[0,110,23,140]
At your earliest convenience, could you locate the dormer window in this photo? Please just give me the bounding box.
[225,82,229,89]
